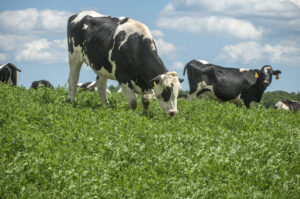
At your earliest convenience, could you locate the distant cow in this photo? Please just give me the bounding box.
[275,100,300,113]
[0,63,21,86]
[183,60,281,107]
[77,80,111,94]
[67,11,183,116]
[31,80,54,90]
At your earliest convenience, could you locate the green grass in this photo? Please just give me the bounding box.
[0,84,299,198]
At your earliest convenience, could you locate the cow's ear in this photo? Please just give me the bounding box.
[273,70,281,80]
[254,69,260,79]
[149,76,161,87]
[179,78,184,83]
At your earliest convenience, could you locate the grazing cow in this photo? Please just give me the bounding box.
[274,100,300,113]
[0,63,21,86]
[67,11,183,115]
[183,60,281,107]
[77,80,111,94]
[31,80,54,90]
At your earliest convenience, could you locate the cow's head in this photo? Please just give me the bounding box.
[150,71,183,116]
[259,65,281,87]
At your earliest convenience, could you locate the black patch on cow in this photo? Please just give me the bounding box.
[119,17,129,24]
[162,86,171,102]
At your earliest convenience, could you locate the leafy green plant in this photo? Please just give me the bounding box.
[0,84,299,198]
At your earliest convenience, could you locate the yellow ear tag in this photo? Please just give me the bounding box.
[153,81,157,87]
[276,74,279,79]
[255,72,259,79]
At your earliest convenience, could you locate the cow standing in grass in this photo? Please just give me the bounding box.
[67,11,182,116]
[275,100,300,113]
[31,80,54,90]
[183,60,281,107]
[0,63,21,86]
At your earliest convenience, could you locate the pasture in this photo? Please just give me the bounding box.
[0,84,299,198]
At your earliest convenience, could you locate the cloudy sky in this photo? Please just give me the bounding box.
[1,0,300,92]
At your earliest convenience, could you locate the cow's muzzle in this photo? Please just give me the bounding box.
[168,110,178,117]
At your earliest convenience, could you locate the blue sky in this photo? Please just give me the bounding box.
[1,0,300,92]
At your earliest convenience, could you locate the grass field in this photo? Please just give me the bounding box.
[0,84,299,198]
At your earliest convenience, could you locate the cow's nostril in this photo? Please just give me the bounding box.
[169,111,178,117]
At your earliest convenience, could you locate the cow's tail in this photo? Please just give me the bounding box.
[183,63,189,76]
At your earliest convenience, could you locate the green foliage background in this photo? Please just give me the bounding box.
[0,84,299,198]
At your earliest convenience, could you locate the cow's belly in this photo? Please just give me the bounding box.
[196,81,244,105]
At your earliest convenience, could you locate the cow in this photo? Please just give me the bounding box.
[183,60,281,107]
[274,100,300,113]
[67,11,183,116]
[77,80,111,94]
[31,80,54,90]
[0,63,21,86]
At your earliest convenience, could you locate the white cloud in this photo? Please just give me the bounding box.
[170,61,184,70]
[39,10,71,33]
[0,34,34,51]
[0,8,71,34]
[15,38,68,64]
[151,30,177,59]
[0,8,71,64]
[0,54,6,62]
[161,0,300,18]
[157,16,262,39]
[158,0,300,39]
[217,41,300,67]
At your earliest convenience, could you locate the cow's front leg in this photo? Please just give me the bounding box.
[96,76,109,105]
[141,94,151,113]
[68,54,83,102]
[121,83,137,114]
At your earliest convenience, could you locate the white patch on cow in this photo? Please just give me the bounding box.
[87,81,96,89]
[69,37,92,67]
[152,71,181,115]
[239,68,250,72]
[71,11,104,24]
[275,101,289,111]
[118,16,127,21]
[93,48,117,80]
[0,64,6,70]
[190,81,218,101]
[198,60,210,65]
[264,66,272,74]
[229,94,244,106]
[113,18,155,51]
[83,24,88,30]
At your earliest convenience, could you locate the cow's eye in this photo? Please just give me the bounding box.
[162,86,172,102]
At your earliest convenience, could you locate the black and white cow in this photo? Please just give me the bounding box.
[183,60,281,107]
[0,63,21,86]
[77,80,111,94]
[31,80,54,90]
[67,11,182,115]
[274,100,300,113]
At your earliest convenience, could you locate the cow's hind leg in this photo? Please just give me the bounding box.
[68,54,83,102]
[96,76,109,105]
[121,83,137,113]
